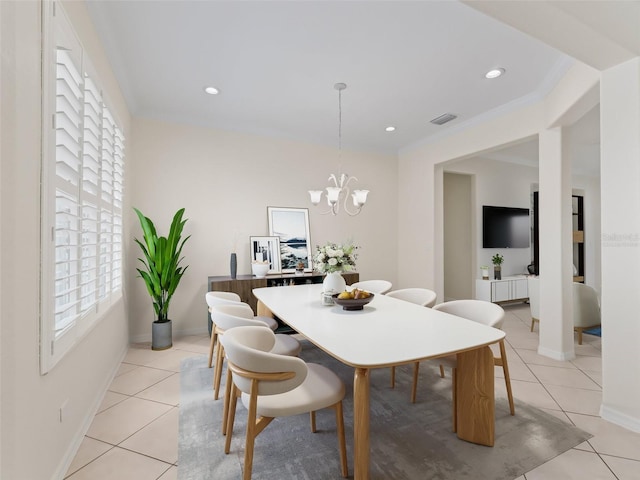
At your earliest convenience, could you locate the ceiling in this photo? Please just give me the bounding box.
[86,0,574,155]
[86,1,638,161]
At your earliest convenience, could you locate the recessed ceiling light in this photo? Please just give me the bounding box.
[385,126,396,132]
[485,68,505,79]
[204,86,219,95]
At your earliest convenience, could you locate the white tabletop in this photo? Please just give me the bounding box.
[253,283,505,369]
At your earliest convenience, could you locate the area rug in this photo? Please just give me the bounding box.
[179,341,591,480]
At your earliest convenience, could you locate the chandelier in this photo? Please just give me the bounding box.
[308,83,369,216]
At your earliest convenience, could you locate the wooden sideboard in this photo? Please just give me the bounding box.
[207,272,360,328]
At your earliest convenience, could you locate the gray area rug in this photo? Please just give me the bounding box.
[179,341,591,480]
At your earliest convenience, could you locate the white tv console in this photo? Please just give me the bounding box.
[476,275,529,304]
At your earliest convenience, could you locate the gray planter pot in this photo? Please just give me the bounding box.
[152,320,173,350]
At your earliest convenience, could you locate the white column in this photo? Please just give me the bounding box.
[600,57,640,432]
[538,127,575,360]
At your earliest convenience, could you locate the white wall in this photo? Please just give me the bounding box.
[446,157,538,279]
[129,117,398,341]
[600,57,640,432]
[443,172,473,301]
[0,2,131,479]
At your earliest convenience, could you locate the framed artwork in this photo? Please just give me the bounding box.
[267,207,312,273]
[249,236,282,274]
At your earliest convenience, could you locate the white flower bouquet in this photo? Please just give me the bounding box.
[313,242,358,274]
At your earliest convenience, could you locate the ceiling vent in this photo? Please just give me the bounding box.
[430,113,457,125]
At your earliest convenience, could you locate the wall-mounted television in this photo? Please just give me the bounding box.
[482,206,530,248]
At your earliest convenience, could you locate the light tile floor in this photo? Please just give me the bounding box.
[65,304,640,479]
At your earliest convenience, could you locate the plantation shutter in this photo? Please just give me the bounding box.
[53,21,84,338]
[42,2,125,372]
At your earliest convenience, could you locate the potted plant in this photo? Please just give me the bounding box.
[134,207,190,350]
[491,253,504,280]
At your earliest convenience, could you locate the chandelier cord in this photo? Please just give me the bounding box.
[337,85,343,173]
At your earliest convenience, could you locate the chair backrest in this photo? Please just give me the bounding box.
[432,299,505,329]
[350,280,393,294]
[386,288,437,307]
[221,326,308,396]
[573,282,601,328]
[527,276,540,319]
[210,303,264,330]
[205,291,242,309]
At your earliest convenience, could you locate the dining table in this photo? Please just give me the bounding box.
[253,283,505,480]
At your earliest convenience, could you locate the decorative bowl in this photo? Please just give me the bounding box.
[251,262,269,278]
[332,293,374,311]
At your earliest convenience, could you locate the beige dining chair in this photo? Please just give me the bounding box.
[385,288,438,402]
[432,300,515,429]
[527,276,540,332]
[350,279,393,294]
[527,279,601,345]
[210,303,301,407]
[572,282,601,345]
[221,326,348,480]
[205,291,278,368]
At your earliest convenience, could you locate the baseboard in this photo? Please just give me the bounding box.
[601,405,640,433]
[52,344,128,480]
[537,345,576,361]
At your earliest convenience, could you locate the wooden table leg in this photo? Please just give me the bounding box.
[455,346,495,446]
[256,300,273,318]
[353,367,370,480]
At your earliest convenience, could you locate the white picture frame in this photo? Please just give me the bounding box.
[249,236,282,274]
[267,206,312,273]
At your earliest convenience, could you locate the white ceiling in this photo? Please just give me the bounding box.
[86,0,573,155]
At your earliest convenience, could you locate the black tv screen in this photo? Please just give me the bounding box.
[482,206,530,248]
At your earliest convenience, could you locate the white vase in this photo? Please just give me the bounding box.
[323,271,346,294]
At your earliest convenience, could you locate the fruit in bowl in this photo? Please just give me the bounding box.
[333,289,374,310]
[337,288,371,300]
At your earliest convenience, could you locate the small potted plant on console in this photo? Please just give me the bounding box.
[492,253,504,280]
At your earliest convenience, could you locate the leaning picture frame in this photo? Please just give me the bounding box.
[249,236,282,274]
[267,206,313,273]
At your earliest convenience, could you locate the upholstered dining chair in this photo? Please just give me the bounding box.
[205,291,278,368]
[386,288,437,307]
[572,282,601,345]
[221,326,348,480]
[209,303,300,402]
[385,288,438,402]
[527,279,600,345]
[432,300,515,428]
[527,276,540,332]
[350,279,393,294]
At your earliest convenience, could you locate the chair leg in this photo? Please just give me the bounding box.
[243,382,260,480]
[390,366,396,388]
[213,343,225,400]
[208,330,217,368]
[334,401,348,478]
[439,364,445,378]
[576,327,583,345]
[310,411,316,433]
[498,340,515,416]
[224,385,239,454]
[222,367,233,434]
[410,361,420,403]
